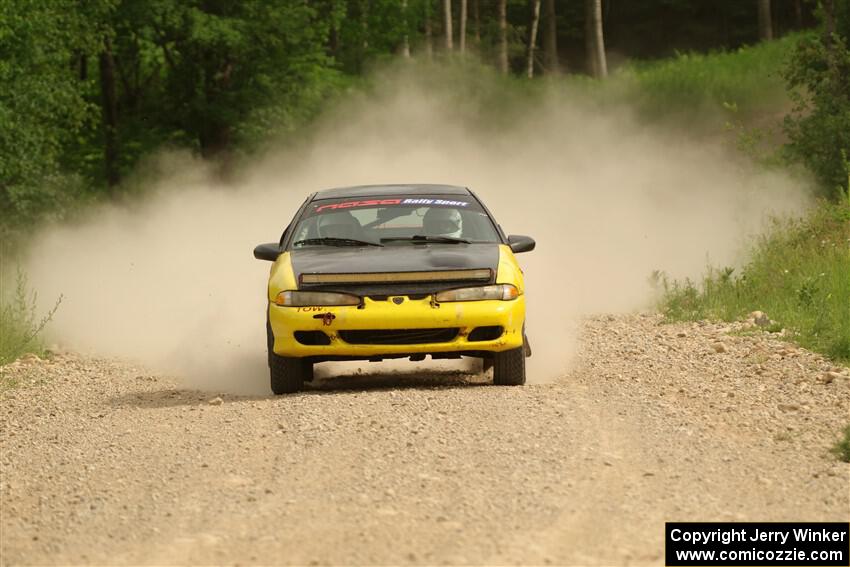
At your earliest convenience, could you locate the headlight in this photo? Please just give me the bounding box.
[275,291,361,307]
[434,284,519,302]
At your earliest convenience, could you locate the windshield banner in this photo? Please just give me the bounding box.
[313,197,472,214]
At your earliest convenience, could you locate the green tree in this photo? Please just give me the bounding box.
[336,1,420,73]
[148,1,338,159]
[0,0,100,230]
[784,0,850,198]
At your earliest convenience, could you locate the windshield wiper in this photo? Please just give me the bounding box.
[380,235,471,244]
[294,237,383,247]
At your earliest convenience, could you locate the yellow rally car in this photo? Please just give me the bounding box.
[253,184,535,394]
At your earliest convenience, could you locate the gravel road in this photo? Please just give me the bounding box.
[2,314,849,566]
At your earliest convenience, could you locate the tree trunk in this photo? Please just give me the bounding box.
[361,0,369,50]
[444,0,453,50]
[198,122,231,161]
[199,59,233,162]
[473,0,481,46]
[497,0,508,73]
[424,0,433,59]
[77,52,88,81]
[823,0,836,38]
[585,0,607,78]
[542,0,560,74]
[794,0,803,29]
[757,0,773,41]
[527,0,542,78]
[327,0,340,57]
[98,37,120,190]
[401,0,411,57]
[459,0,467,54]
[585,0,596,76]
[594,0,608,78]
[823,0,838,78]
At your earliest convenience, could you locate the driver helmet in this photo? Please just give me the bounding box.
[422,207,463,238]
[317,211,364,240]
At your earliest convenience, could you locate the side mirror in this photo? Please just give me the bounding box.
[253,242,281,261]
[507,235,535,254]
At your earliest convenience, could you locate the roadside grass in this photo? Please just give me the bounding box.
[0,265,62,368]
[833,425,850,463]
[617,34,799,124]
[656,198,850,363]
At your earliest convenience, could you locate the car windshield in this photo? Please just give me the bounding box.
[290,195,501,248]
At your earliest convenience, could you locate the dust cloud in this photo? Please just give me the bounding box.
[24,63,811,394]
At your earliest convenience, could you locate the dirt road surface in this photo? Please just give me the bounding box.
[2,314,849,565]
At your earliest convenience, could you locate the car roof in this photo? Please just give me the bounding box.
[313,184,471,200]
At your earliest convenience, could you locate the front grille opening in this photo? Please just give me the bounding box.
[294,331,331,346]
[339,328,459,345]
[468,326,504,342]
[367,294,430,301]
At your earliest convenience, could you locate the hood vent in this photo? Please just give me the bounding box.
[300,269,492,285]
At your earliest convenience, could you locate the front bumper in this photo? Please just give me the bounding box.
[269,295,525,359]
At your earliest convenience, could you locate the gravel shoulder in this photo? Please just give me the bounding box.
[2,314,849,566]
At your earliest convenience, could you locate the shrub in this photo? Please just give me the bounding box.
[783,4,850,199]
[0,267,62,365]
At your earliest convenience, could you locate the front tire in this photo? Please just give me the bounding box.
[492,347,526,386]
[270,353,312,394]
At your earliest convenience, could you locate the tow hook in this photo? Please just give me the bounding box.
[313,313,336,326]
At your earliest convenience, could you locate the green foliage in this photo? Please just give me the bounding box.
[0,0,101,230]
[151,1,340,156]
[0,0,352,234]
[783,2,850,199]
[0,0,828,239]
[618,35,797,124]
[335,0,419,73]
[0,266,62,366]
[656,199,850,362]
[833,425,850,463]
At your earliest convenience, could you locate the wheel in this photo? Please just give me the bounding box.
[269,353,312,394]
[523,326,532,357]
[492,347,526,386]
[266,319,274,367]
[267,319,311,394]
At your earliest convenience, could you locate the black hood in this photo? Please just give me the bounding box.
[291,243,500,295]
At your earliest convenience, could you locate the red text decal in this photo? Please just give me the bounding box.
[315,199,403,212]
